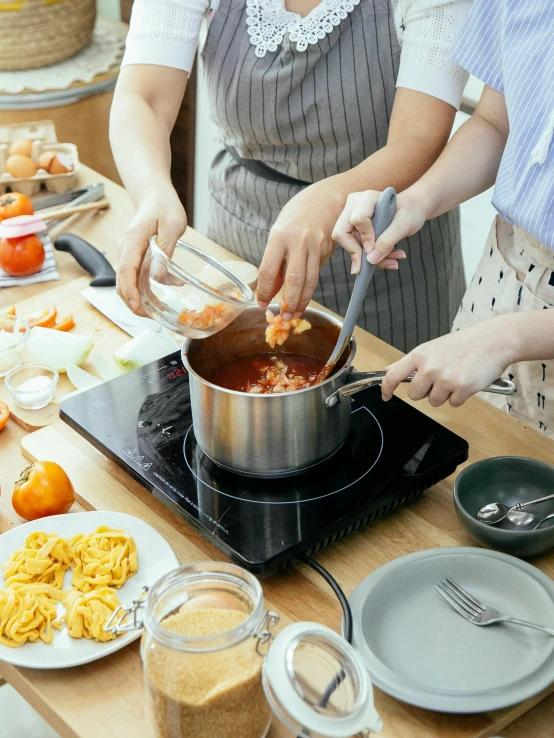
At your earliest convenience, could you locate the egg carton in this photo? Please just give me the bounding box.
[0,120,80,197]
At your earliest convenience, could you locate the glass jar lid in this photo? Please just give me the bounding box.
[263,622,382,737]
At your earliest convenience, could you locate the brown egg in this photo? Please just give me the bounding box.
[37,150,57,171]
[8,139,33,157]
[5,154,38,179]
[179,591,247,613]
[48,153,73,175]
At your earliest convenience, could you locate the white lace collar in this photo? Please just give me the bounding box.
[245,0,361,57]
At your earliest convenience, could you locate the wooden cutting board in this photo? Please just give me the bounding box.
[0,276,133,431]
[20,423,554,738]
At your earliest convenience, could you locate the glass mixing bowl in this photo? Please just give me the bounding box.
[139,238,256,339]
[0,314,30,377]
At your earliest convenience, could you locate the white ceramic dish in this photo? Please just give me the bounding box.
[350,547,554,713]
[0,511,179,669]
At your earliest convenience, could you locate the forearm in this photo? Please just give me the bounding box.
[110,66,188,208]
[110,92,176,207]
[328,131,449,200]
[318,88,458,205]
[502,311,554,364]
[407,114,506,219]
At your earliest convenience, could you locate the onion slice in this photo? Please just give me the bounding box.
[27,327,93,372]
[66,363,102,390]
[114,328,177,371]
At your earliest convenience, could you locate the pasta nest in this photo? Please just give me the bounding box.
[63,587,122,643]
[2,531,71,589]
[70,526,138,593]
[0,583,65,648]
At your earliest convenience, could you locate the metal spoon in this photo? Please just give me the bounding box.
[477,492,554,524]
[314,187,397,384]
[504,510,554,531]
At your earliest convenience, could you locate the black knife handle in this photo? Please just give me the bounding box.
[54,234,117,287]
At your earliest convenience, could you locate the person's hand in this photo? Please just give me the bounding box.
[332,190,427,274]
[381,318,516,407]
[257,180,343,320]
[117,186,187,315]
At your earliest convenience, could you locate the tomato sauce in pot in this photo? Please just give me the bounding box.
[207,352,325,394]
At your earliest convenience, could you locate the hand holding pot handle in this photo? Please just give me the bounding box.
[325,372,516,408]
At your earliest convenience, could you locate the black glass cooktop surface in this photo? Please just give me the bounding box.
[60,352,468,575]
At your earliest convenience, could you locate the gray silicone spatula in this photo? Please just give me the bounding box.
[315,187,397,383]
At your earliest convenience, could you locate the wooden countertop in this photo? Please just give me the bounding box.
[1,165,554,738]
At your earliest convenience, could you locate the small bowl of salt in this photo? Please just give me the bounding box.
[0,314,30,377]
[5,364,58,410]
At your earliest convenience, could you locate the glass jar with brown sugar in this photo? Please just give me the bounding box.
[136,561,382,738]
[141,562,275,738]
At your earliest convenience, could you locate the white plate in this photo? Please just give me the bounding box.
[350,548,554,713]
[0,511,179,669]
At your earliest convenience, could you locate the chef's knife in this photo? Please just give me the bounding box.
[53,233,177,343]
[54,233,116,286]
[82,283,178,345]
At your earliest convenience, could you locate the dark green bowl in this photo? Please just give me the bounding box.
[454,457,554,558]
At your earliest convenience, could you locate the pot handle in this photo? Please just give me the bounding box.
[325,371,516,408]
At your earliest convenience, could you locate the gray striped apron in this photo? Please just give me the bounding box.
[201,0,465,352]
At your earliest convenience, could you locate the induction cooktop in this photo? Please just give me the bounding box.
[60,352,469,576]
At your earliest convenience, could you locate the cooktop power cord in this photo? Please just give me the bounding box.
[299,554,353,643]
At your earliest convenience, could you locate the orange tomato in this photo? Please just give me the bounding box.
[53,315,75,331]
[0,234,45,277]
[0,401,9,432]
[0,192,33,223]
[12,461,75,521]
[26,306,57,328]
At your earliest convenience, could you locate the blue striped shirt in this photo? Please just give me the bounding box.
[453,0,554,249]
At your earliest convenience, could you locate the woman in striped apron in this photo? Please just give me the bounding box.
[112,0,472,352]
[334,1,554,434]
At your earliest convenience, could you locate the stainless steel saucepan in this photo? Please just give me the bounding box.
[182,305,515,478]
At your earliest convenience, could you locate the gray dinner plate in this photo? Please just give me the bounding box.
[350,547,554,713]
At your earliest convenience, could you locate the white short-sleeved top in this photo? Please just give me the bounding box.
[122,0,473,110]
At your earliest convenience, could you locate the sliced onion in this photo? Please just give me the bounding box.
[66,363,102,390]
[93,353,121,381]
[114,328,177,372]
[27,327,93,372]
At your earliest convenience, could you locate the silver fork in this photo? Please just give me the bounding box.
[435,577,554,637]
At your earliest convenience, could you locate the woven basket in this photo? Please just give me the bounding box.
[0,0,97,72]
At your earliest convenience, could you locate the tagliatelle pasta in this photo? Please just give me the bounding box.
[70,526,139,593]
[0,583,65,648]
[2,531,71,589]
[0,525,140,649]
[63,587,121,642]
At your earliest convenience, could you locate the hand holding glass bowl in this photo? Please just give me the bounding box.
[139,237,257,339]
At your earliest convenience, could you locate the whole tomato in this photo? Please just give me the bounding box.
[0,234,45,276]
[0,192,33,222]
[12,461,75,521]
